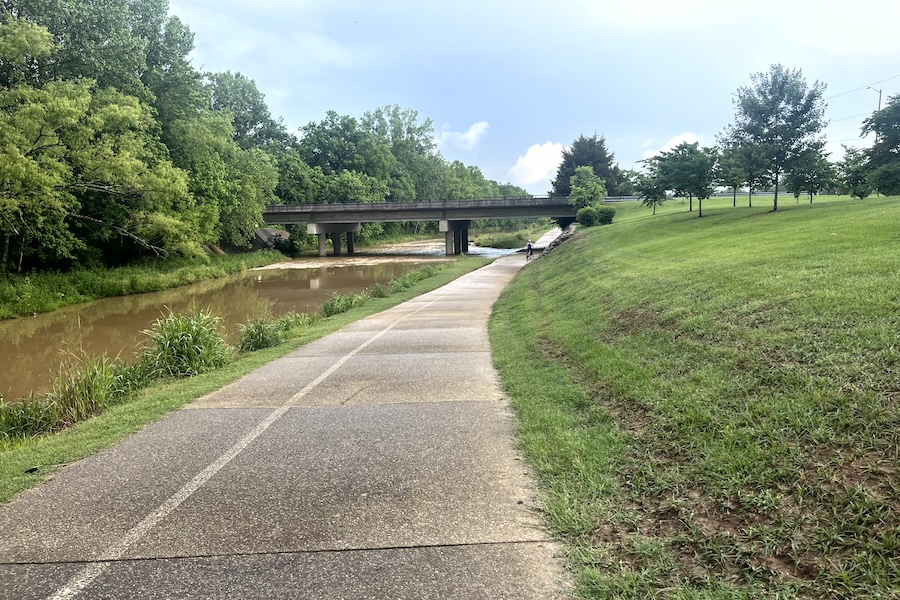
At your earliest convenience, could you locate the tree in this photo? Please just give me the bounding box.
[362,104,437,201]
[140,13,207,143]
[6,0,150,97]
[552,133,623,196]
[656,142,716,217]
[724,64,827,211]
[634,161,667,215]
[205,71,291,150]
[862,93,900,196]
[784,143,836,203]
[299,111,395,182]
[165,110,279,248]
[568,166,607,210]
[837,146,872,200]
[714,144,747,207]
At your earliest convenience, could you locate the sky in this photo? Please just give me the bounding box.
[168,0,900,195]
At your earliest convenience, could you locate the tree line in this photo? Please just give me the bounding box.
[551,64,900,218]
[0,1,528,274]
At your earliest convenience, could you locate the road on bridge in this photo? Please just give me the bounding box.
[0,250,566,599]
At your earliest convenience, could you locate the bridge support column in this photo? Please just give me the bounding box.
[307,223,362,257]
[347,232,355,255]
[440,220,471,256]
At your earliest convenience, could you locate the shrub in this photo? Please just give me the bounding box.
[597,205,616,225]
[141,310,233,378]
[576,206,599,226]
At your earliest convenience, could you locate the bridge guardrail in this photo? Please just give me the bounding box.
[264,195,573,212]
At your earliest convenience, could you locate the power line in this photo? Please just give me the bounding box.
[826,74,900,100]
[825,137,865,145]
[830,112,870,123]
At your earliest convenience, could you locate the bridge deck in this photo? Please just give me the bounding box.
[263,196,576,224]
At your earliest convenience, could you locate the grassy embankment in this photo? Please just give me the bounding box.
[490,195,900,598]
[0,256,491,503]
[472,220,557,249]
[0,250,286,319]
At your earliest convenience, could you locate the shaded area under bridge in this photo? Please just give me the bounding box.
[263,196,577,256]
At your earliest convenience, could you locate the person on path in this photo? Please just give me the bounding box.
[526,240,534,260]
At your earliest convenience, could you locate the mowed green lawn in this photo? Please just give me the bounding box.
[490,196,900,598]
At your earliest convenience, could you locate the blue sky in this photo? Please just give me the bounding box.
[169,0,900,194]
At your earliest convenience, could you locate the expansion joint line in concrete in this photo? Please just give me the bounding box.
[17,539,551,569]
[46,289,457,600]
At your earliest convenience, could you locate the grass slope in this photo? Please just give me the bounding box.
[490,197,900,598]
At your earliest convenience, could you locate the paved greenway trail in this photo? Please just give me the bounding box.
[0,251,566,599]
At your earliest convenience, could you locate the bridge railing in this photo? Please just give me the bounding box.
[264,195,572,212]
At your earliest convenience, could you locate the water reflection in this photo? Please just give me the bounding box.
[0,261,429,399]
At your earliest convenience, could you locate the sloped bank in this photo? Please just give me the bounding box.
[490,198,900,598]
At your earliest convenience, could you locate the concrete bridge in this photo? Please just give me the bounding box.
[263,196,576,256]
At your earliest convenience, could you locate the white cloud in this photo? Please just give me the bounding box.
[435,121,490,151]
[641,133,701,160]
[508,142,564,191]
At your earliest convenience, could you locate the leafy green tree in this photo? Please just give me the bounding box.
[299,111,395,181]
[139,13,207,143]
[361,105,439,201]
[657,142,717,216]
[784,143,836,203]
[616,169,637,196]
[6,0,150,97]
[837,146,872,200]
[165,110,278,248]
[205,71,291,150]
[714,144,747,207]
[0,16,54,87]
[443,161,495,199]
[724,64,827,211]
[568,165,607,210]
[216,147,278,247]
[862,93,900,196]
[362,104,435,157]
[323,170,389,204]
[0,75,199,270]
[634,161,667,215]
[270,149,326,204]
[552,133,623,196]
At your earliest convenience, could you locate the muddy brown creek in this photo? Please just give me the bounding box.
[0,255,454,400]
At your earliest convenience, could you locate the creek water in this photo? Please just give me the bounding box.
[0,252,466,400]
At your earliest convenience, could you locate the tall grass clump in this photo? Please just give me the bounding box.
[0,396,59,441]
[389,264,440,293]
[239,315,282,352]
[141,310,233,378]
[275,310,315,333]
[371,282,389,298]
[322,291,369,316]
[45,355,134,425]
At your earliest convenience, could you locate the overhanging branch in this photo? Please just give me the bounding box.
[66,212,167,257]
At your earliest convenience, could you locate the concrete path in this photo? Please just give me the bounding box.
[0,252,566,599]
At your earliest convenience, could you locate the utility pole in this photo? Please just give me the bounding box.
[867,87,883,143]
[866,86,883,112]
